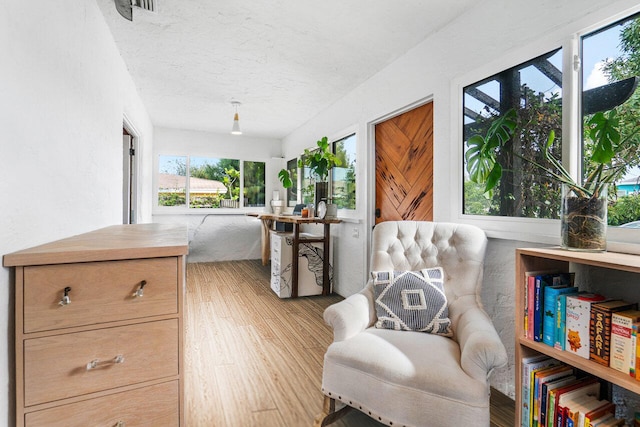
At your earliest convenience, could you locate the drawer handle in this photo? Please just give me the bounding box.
[86,354,125,371]
[58,287,72,306]
[133,280,147,298]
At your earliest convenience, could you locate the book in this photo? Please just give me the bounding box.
[525,270,560,341]
[565,294,607,359]
[584,401,615,427]
[554,377,600,427]
[565,395,600,427]
[530,363,564,427]
[632,322,640,378]
[556,290,583,350]
[521,355,559,427]
[543,285,577,347]
[596,417,624,426]
[610,309,640,374]
[590,300,637,366]
[534,274,556,342]
[588,412,614,427]
[541,374,576,427]
[533,365,573,427]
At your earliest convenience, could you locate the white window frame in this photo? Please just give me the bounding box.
[294,127,360,221]
[153,153,267,214]
[330,130,358,215]
[451,5,640,252]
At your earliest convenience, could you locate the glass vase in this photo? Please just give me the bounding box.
[560,183,607,252]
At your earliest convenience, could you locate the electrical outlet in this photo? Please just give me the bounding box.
[352,228,359,238]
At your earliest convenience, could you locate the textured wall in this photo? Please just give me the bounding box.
[0,1,153,425]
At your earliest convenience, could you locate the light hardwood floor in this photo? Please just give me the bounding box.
[184,260,514,426]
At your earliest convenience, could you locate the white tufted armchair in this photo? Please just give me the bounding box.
[315,221,507,427]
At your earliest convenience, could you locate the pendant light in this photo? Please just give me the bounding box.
[231,101,242,135]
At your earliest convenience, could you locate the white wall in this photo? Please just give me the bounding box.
[0,1,153,424]
[151,127,282,261]
[281,0,640,399]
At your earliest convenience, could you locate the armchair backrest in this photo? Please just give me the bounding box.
[370,221,487,330]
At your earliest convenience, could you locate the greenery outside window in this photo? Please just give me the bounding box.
[244,161,265,207]
[463,48,563,218]
[296,133,357,210]
[157,155,265,209]
[582,14,640,227]
[285,158,298,208]
[463,12,640,229]
[332,133,356,210]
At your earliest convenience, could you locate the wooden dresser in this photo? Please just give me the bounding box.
[3,224,188,427]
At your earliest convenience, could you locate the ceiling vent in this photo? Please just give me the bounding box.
[115,0,157,21]
[134,0,157,13]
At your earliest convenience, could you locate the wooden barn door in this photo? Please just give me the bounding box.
[375,102,433,224]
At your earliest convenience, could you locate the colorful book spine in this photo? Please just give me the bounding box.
[543,286,576,347]
[555,292,580,351]
[590,300,637,366]
[565,294,606,359]
[610,310,640,374]
[631,322,640,378]
[534,274,556,342]
[521,356,559,427]
[528,275,537,340]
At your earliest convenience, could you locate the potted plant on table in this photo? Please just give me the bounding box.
[466,105,640,251]
[278,136,342,216]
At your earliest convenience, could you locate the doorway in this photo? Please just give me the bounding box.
[374,101,434,224]
[122,126,137,224]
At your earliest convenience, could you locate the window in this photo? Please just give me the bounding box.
[582,14,640,227]
[462,12,640,228]
[243,161,265,207]
[284,158,298,208]
[332,133,356,210]
[157,155,265,209]
[158,155,187,207]
[295,133,357,210]
[463,49,563,218]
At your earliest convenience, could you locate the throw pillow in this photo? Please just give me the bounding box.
[371,268,452,336]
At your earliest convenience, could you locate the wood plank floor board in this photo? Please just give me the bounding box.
[184,260,515,427]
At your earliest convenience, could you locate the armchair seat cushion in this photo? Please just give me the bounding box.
[323,328,489,426]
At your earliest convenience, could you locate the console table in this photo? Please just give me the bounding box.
[249,213,340,297]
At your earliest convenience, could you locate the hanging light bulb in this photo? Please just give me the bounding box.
[231,101,242,135]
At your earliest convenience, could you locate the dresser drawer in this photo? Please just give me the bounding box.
[25,380,179,427]
[23,257,178,333]
[24,319,179,406]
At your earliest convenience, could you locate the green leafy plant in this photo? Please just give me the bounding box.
[466,108,634,199]
[278,136,342,188]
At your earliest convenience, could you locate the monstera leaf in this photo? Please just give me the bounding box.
[588,110,620,164]
[465,109,517,193]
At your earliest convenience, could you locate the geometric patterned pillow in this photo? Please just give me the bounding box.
[371,267,452,336]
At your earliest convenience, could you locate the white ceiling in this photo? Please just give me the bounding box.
[96,0,476,138]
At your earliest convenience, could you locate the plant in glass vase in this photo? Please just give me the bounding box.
[466,106,640,251]
[278,136,342,214]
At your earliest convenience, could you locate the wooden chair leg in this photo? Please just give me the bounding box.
[314,395,352,427]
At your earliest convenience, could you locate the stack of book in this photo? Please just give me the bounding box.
[521,356,623,427]
[524,270,640,379]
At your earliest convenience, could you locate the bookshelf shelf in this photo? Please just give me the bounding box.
[515,247,640,424]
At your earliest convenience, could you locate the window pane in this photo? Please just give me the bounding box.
[463,48,563,218]
[301,154,314,205]
[582,13,640,227]
[190,157,240,208]
[285,158,298,207]
[158,155,187,207]
[244,160,265,207]
[332,134,356,210]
